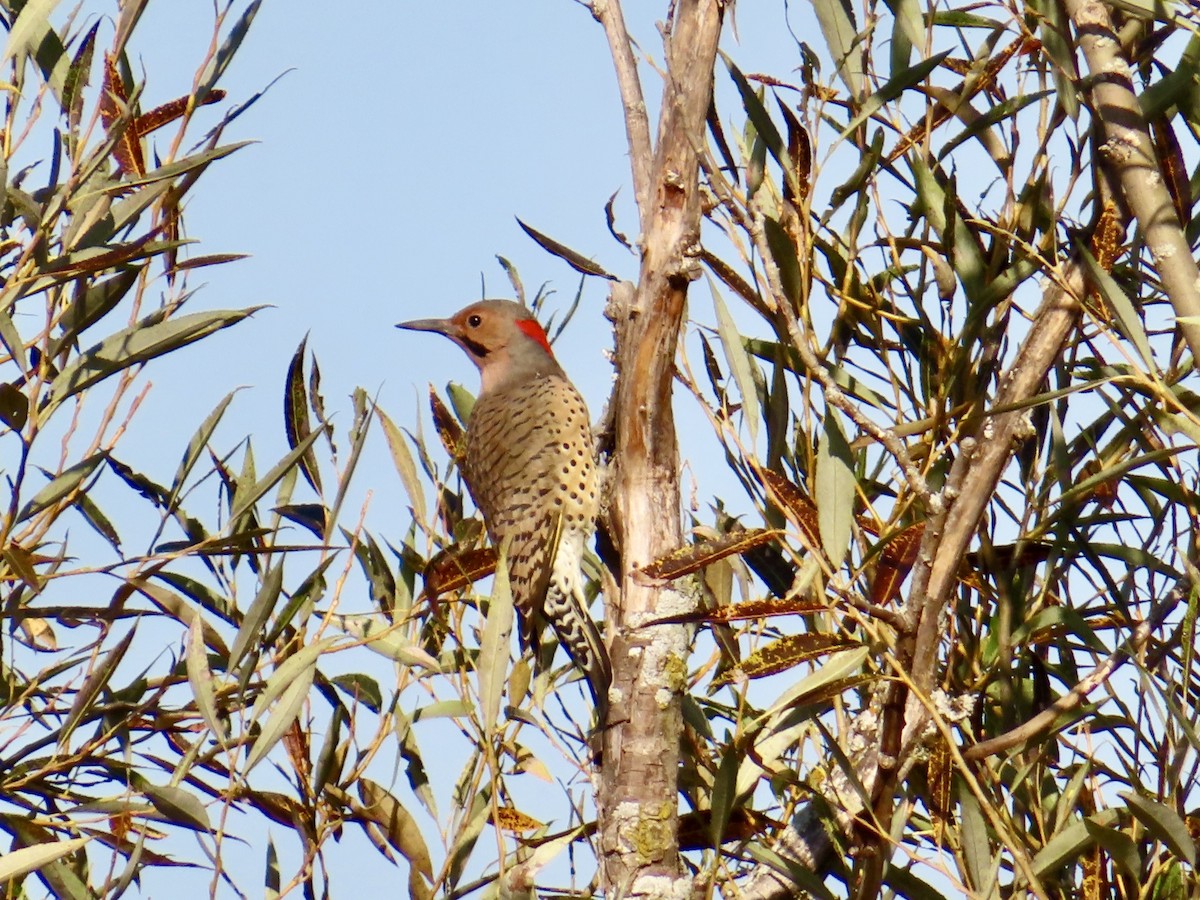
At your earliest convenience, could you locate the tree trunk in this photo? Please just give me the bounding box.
[596,1,724,894]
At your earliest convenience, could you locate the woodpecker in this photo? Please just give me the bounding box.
[397,300,611,711]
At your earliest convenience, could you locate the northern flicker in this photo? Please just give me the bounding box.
[397,300,611,710]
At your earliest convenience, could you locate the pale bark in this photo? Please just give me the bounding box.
[1064,0,1200,361]
[594,1,725,895]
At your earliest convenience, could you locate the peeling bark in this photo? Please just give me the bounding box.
[595,1,725,895]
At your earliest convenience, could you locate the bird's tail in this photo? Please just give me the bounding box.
[544,580,611,716]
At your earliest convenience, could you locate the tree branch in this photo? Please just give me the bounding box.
[1064,0,1200,361]
[738,265,1084,899]
[590,0,653,222]
[597,1,724,895]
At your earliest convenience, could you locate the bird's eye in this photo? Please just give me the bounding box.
[467,314,483,328]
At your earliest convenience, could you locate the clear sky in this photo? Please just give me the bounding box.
[88,2,818,895]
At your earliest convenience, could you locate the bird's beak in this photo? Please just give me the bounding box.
[396,317,457,337]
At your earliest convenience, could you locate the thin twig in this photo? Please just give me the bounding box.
[963,586,1179,760]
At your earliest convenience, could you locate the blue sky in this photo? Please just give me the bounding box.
[93,2,817,895]
[127,1,806,495]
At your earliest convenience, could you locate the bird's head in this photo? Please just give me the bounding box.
[397,299,560,393]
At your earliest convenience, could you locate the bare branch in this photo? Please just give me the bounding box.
[963,585,1178,761]
[1065,0,1200,361]
[590,0,653,221]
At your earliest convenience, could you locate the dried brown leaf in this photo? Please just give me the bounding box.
[927,735,953,841]
[713,633,859,684]
[886,37,1031,164]
[869,521,924,607]
[134,89,226,138]
[1151,116,1191,229]
[492,806,544,834]
[99,53,145,176]
[678,808,780,850]
[760,469,821,548]
[651,596,831,626]
[419,546,496,601]
[429,387,465,461]
[638,529,785,583]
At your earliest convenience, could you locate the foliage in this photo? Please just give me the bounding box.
[6,0,1200,898]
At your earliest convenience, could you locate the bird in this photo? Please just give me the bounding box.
[396,299,611,713]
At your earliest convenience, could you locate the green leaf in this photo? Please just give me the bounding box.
[187,617,227,745]
[958,780,994,891]
[478,547,515,731]
[229,426,327,522]
[47,308,260,413]
[142,783,211,832]
[1032,810,1119,876]
[229,562,284,675]
[723,56,784,164]
[74,489,121,551]
[169,390,239,511]
[815,409,855,567]
[333,613,443,673]
[840,52,951,142]
[881,0,924,74]
[909,155,987,302]
[763,217,803,309]
[198,0,263,98]
[378,408,427,523]
[244,638,336,773]
[710,739,740,848]
[265,835,280,898]
[711,276,761,446]
[49,266,143,358]
[59,627,135,752]
[758,646,869,720]
[810,0,865,96]
[937,91,1053,163]
[284,335,322,494]
[17,454,104,522]
[1080,247,1157,373]
[1121,791,1197,865]
[2,0,63,75]
[516,218,616,280]
[331,673,383,713]
[1084,818,1141,880]
[0,381,28,430]
[358,779,434,889]
[0,838,90,882]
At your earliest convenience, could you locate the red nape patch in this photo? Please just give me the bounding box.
[516,318,555,357]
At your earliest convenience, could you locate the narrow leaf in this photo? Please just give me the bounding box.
[419,546,497,600]
[228,562,284,674]
[229,426,326,522]
[0,838,90,881]
[714,633,860,684]
[187,617,227,744]
[478,550,515,730]
[17,454,104,522]
[284,336,322,494]
[358,779,434,884]
[712,277,761,445]
[378,408,426,523]
[1121,791,1197,865]
[47,308,259,412]
[516,218,616,280]
[816,409,855,568]
[639,529,785,582]
[810,0,865,96]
